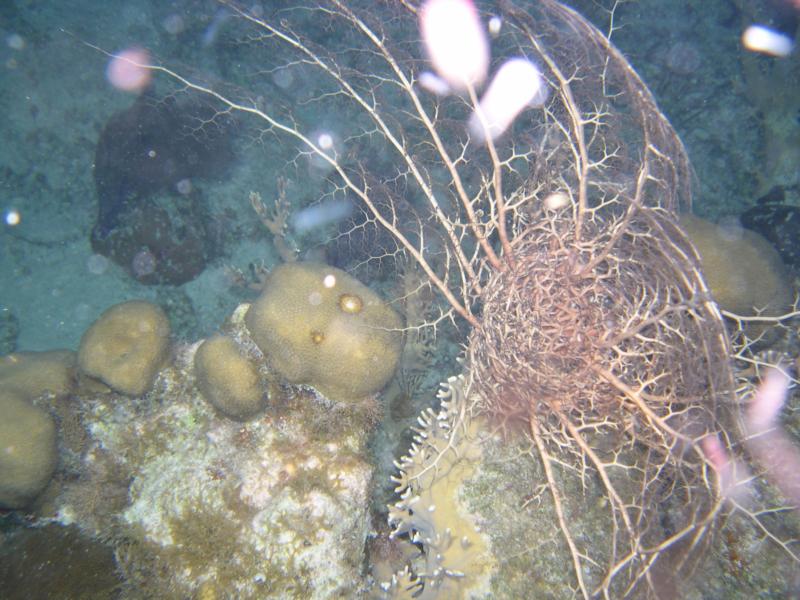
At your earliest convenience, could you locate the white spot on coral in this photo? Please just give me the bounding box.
[308,291,323,306]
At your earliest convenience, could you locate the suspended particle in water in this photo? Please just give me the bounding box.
[272,67,294,90]
[469,58,547,141]
[488,15,502,37]
[317,133,334,151]
[6,34,25,51]
[162,14,185,35]
[86,254,110,275]
[176,178,193,195]
[419,0,489,92]
[742,24,794,57]
[132,248,157,277]
[5,209,20,226]
[106,47,152,93]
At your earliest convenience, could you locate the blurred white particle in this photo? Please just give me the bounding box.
[742,24,794,57]
[317,133,334,150]
[176,178,192,195]
[5,209,20,226]
[543,191,570,211]
[418,70,451,96]
[420,0,489,92]
[162,14,185,35]
[203,8,231,47]
[86,254,110,275]
[488,15,502,37]
[469,58,548,142]
[291,198,352,233]
[323,274,336,288]
[6,34,24,51]
[106,47,152,93]
[272,67,294,90]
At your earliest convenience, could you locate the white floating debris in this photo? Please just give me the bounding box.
[543,191,570,211]
[488,15,503,38]
[469,58,548,142]
[292,199,352,233]
[742,24,794,57]
[420,0,489,92]
[418,70,452,96]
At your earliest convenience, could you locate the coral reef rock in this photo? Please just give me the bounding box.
[91,92,235,285]
[55,302,375,599]
[384,375,800,599]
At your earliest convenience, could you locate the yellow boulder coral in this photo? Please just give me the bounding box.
[194,335,266,420]
[245,262,403,401]
[78,300,170,396]
[0,390,57,508]
[680,214,792,317]
[0,350,75,399]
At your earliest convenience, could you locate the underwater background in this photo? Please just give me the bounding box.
[1,0,799,598]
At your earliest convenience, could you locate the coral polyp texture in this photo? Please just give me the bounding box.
[77,300,171,397]
[680,214,792,317]
[245,262,404,402]
[0,350,75,509]
[194,334,267,421]
[0,390,58,508]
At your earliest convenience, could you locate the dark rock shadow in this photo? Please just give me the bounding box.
[91,91,237,285]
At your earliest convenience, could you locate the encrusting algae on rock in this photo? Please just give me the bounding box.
[38,269,399,598]
[0,246,410,596]
[49,303,375,597]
